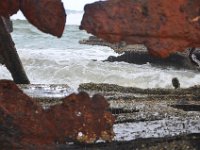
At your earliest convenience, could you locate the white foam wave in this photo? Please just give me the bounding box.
[11,11,26,20]
[3,22,200,90]
[1,48,199,90]
[0,65,12,80]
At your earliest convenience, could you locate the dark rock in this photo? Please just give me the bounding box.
[105,51,198,70]
[189,48,200,67]
[54,134,200,150]
[172,77,180,89]
[81,36,200,70]
[79,36,140,54]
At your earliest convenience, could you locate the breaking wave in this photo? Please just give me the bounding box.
[1,21,200,90]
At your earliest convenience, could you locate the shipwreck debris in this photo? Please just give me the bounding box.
[14,83,200,149]
[0,0,66,84]
[0,80,115,147]
[0,17,30,84]
[80,36,200,70]
[20,0,66,37]
[0,0,19,17]
[0,0,66,37]
[80,0,200,58]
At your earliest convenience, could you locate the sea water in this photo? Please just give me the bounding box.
[1,20,200,91]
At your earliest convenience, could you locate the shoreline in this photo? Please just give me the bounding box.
[80,36,200,70]
[15,83,200,149]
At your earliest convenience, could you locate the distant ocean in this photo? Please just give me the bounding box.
[0,10,200,91]
[11,9,84,25]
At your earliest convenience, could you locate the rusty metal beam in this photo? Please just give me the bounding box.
[0,80,115,147]
[80,0,200,58]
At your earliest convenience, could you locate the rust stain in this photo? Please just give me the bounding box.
[81,0,200,57]
[0,80,115,146]
[0,0,66,37]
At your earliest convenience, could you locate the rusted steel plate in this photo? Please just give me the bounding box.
[80,0,200,57]
[0,0,19,16]
[0,80,114,147]
[20,0,66,37]
[0,0,66,37]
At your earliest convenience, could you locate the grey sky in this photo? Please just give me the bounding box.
[63,0,98,10]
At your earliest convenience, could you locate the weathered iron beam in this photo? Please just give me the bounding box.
[0,0,66,37]
[0,17,30,84]
[0,0,66,83]
[0,80,115,147]
[80,0,200,58]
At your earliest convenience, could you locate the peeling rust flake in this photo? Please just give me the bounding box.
[20,0,66,37]
[0,0,19,16]
[0,80,115,148]
[0,0,66,37]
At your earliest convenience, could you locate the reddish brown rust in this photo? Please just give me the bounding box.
[81,0,200,57]
[0,80,115,146]
[0,0,66,37]
[20,0,66,37]
[0,0,19,17]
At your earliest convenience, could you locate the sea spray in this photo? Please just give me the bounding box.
[0,21,200,90]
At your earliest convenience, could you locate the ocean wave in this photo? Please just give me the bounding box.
[4,21,200,90]
[2,48,198,90]
[2,53,200,90]
[1,45,200,90]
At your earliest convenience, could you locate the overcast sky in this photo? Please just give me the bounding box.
[12,0,101,24]
[63,0,99,10]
